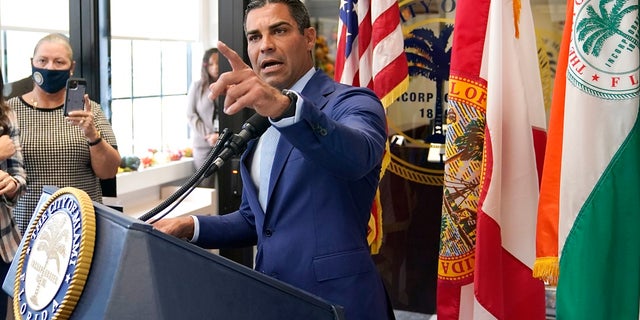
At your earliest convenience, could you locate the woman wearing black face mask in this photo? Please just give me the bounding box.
[6,33,121,234]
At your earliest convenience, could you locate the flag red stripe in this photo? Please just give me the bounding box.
[334,24,348,83]
[475,135,547,319]
[436,282,464,319]
[448,0,490,74]
[474,212,547,319]
[533,127,547,187]
[358,10,372,58]
[353,70,361,88]
[374,54,408,100]
[371,5,400,45]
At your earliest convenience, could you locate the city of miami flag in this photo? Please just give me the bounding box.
[534,0,640,318]
[335,0,409,254]
[437,0,547,316]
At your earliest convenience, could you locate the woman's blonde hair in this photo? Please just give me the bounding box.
[33,33,73,61]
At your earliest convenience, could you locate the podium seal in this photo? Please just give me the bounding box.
[13,187,96,320]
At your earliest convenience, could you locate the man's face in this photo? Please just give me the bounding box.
[245,3,315,90]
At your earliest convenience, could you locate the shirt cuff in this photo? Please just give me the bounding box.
[190,215,200,242]
[270,91,301,127]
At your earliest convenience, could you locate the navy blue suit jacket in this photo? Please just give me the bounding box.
[196,70,390,319]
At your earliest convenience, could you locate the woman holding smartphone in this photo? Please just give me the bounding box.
[0,67,28,319]
[6,33,120,234]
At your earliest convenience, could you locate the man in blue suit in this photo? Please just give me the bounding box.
[155,0,393,318]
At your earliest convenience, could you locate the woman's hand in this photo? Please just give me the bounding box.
[0,135,16,161]
[205,132,220,146]
[65,94,100,142]
[0,170,18,196]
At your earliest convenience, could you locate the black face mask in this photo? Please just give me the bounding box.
[32,66,71,94]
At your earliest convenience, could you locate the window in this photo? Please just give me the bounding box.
[110,0,204,156]
[0,0,68,82]
[1,0,217,158]
[110,39,198,156]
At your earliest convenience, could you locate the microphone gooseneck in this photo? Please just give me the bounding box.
[141,113,270,223]
[212,113,270,169]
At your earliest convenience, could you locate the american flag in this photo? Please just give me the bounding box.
[334,0,408,253]
[335,0,408,108]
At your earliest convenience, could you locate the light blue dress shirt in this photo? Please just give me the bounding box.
[191,68,316,242]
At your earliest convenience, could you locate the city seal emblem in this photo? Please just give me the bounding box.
[568,0,639,99]
[13,187,96,320]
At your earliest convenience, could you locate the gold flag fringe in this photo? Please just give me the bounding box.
[533,256,559,286]
[367,75,410,255]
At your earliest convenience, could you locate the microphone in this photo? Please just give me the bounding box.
[212,113,271,168]
[140,113,269,223]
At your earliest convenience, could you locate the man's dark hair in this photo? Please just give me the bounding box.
[244,0,311,34]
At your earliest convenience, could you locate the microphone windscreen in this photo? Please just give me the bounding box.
[243,113,271,138]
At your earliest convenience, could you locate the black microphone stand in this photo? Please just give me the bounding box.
[138,129,233,223]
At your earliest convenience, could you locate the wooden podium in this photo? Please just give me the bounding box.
[4,186,344,319]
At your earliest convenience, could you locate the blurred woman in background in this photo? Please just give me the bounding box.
[186,47,220,188]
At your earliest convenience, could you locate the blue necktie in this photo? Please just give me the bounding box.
[258,126,279,210]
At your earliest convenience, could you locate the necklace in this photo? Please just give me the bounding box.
[29,94,62,109]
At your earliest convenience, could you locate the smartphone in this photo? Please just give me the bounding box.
[63,78,87,116]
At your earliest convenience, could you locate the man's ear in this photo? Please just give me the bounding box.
[305,27,317,52]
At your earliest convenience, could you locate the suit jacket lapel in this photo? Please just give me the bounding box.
[241,139,264,214]
[266,71,334,205]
